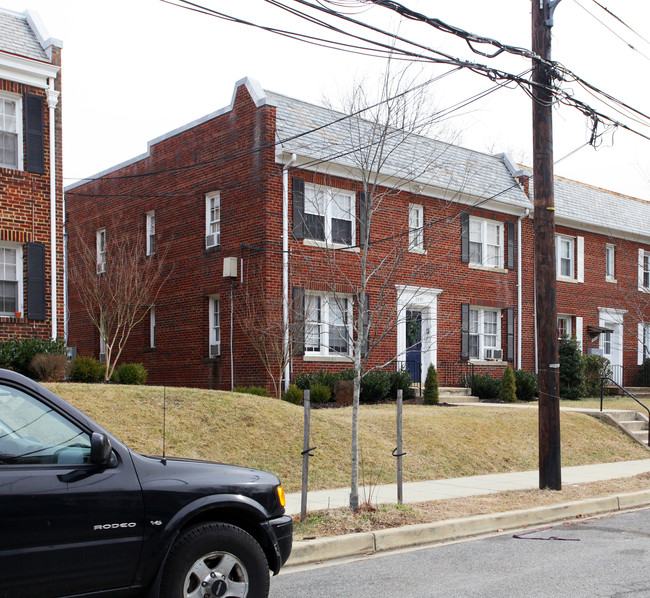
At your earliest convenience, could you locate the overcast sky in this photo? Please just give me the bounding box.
[3,0,650,200]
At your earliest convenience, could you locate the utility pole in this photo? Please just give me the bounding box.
[532,0,562,490]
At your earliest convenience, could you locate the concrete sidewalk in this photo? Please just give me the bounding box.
[285,459,650,515]
[284,459,650,567]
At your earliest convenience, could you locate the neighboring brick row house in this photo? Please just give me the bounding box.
[0,8,63,341]
[65,77,650,390]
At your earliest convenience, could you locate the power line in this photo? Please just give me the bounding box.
[163,0,650,147]
[66,66,463,185]
[571,0,650,63]
[588,0,650,48]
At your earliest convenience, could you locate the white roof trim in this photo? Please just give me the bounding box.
[66,77,274,191]
[65,152,149,191]
[0,52,59,88]
[25,10,62,58]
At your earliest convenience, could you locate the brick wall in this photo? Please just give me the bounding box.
[0,49,65,343]
[66,81,650,391]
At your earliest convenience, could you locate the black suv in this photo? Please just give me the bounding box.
[0,369,292,598]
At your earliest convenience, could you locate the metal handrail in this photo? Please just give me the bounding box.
[600,377,650,446]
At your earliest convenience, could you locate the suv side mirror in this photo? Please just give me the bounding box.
[90,433,113,466]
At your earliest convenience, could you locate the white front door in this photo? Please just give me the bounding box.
[396,286,443,382]
[601,319,624,385]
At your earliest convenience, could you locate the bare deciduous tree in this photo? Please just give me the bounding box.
[295,64,467,510]
[69,224,169,381]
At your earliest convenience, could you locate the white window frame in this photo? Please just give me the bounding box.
[643,324,650,361]
[556,235,574,279]
[408,203,424,252]
[304,292,353,357]
[146,211,155,256]
[468,216,503,268]
[149,306,156,349]
[640,249,650,292]
[205,192,221,249]
[96,228,106,274]
[0,92,23,170]
[99,331,106,363]
[469,307,501,361]
[209,295,221,357]
[639,323,650,364]
[557,315,572,340]
[0,242,23,316]
[304,183,355,247]
[605,243,615,281]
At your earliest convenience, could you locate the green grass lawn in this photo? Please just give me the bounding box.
[46,384,649,493]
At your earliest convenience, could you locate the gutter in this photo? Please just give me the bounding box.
[47,77,59,338]
[282,153,297,392]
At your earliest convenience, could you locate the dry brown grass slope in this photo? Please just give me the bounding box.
[46,384,648,494]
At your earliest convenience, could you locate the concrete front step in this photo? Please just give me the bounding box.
[439,387,472,396]
[619,420,648,432]
[595,409,650,450]
[440,393,480,404]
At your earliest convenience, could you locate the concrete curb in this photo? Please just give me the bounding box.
[286,489,650,567]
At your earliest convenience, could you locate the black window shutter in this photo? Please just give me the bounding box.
[359,191,368,249]
[361,293,370,357]
[460,213,469,263]
[25,94,45,174]
[292,286,305,356]
[506,307,515,362]
[507,221,516,270]
[292,178,305,239]
[461,302,470,360]
[27,242,46,320]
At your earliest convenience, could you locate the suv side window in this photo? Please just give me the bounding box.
[0,385,91,465]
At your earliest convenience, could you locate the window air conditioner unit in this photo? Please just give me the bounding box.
[206,234,220,248]
[97,262,106,274]
[485,349,503,361]
[99,353,106,363]
[210,343,221,357]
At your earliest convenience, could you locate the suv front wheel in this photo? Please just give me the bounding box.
[160,522,270,598]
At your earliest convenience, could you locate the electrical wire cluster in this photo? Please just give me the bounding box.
[161,0,650,148]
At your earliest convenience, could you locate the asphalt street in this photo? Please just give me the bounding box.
[270,507,650,597]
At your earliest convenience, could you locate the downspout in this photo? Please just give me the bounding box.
[517,208,530,370]
[46,78,60,339]
[282,153,297,392]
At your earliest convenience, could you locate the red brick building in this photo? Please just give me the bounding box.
[0,8,63,341]
[65,78,650,390]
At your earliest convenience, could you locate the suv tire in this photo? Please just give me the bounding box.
[160,522,270,598]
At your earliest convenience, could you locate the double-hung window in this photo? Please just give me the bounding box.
[146,211,155,256]
[205,192,221,249]
[149,306,156,349]
[557,315,572,340]
[637,249,650,292]
[408,204,424,251]
[469,217,503,268]
[96,228,106,274]
[557,236,574,278]
[605,244,615,280]
[0,245,19,315]
[304,293,351,356]
[642,324,650,361]
[469,307,501,360]
[0,94,20,170]
[209,296,221,357]
[304,184,355,246]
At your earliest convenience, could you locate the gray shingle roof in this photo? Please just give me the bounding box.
[524,167,650,240]
[0,8,48,62]
[267,90,530,208]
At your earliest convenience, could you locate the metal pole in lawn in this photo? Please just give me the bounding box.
[300,389,311,521]
[396,389,404,505]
